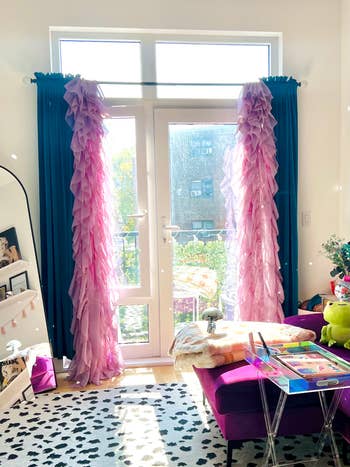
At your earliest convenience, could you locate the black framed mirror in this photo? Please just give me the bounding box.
[0,165,56,401]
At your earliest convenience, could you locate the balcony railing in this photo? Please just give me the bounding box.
[115,228,229,247]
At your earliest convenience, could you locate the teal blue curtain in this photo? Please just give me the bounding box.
[262,76,299,316]
[35,72,75,358]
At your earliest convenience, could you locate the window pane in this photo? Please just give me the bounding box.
[104,118,140,287]
[202,178,213,198]
[156,42,269,98]
[190,180,202,198]
[60,40,142,98]
[169,124,236,333]
[118,305,149,343]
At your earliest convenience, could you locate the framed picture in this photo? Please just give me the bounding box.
[0,357,35,410]
[0,227,21,269]
[0,284,7,301]
[0,357,26,392]
[9,271,28,295]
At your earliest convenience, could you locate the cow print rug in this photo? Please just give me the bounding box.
[0,382,338,466]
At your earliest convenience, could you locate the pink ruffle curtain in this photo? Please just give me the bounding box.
[227,81,284,322]
[64,78,123,386]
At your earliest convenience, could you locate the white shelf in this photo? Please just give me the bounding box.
[0,260,29,281]
[0,289,37,311]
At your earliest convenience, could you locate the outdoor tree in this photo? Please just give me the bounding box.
[111,147,137,232]
[111,147,139,285]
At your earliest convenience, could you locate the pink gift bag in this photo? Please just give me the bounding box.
[30,356,57,393]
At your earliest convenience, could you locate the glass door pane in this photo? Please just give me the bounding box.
[118,304,149,344]
[169,124,236,333]
[104,108,157,359]
[155,109,236,353]
[104,118,141,288]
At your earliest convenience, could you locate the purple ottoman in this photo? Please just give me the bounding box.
[193,313,350,467]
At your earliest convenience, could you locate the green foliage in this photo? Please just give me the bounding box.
[173,307,195,327]
[321,234,350,278]
[121,247,139,285]
[111,147,136,232]
[174,240,207,266]
[111,147,140,285]
[118,305,148,343]
[204,240,227,287]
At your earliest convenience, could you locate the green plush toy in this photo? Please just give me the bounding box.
[320,301,350,349]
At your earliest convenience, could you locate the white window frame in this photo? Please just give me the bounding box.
[106,106,151,300]
[50,28,282,105]
[50,28,282,362]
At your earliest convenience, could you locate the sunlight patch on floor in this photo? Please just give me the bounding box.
[56,365,199,392]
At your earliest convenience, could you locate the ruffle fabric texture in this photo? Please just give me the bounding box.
[234,81,284,322]
[64,78,123,386]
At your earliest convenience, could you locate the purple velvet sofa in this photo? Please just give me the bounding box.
[193,313,350,467]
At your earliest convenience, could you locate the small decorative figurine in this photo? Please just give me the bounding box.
[202,308,224,334]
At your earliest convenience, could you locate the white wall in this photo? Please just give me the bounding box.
[0,0,341,304]
[340,0,350,239]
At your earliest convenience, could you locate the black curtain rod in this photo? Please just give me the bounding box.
[30,78,248,86]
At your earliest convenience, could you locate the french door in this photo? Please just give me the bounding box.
[105,106,236,361]
[154,108,236,358]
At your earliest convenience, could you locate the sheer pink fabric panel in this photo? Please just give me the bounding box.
[64,78,123,386]
[235,82,284,322]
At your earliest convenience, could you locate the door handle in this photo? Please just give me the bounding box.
[162,223,180,243]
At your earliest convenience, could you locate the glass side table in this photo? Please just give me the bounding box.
[245,341,350,467]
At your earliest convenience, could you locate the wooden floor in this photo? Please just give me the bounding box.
[55,365,197,393]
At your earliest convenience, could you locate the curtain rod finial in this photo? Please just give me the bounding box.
[22,75,33,85]
[300,79,308,87]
